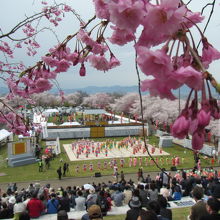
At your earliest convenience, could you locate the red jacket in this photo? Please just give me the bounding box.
[27,198,44,218]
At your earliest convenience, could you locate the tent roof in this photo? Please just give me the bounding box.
[61,122,81,126]
[44,109,59,113]
[0,129,12,142]
[82,109,107,115]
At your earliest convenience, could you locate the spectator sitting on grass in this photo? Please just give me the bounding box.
[157,195,172,220]
[111,187,124,207]
[199,197,220,220]
[57,210,76,220]
[75,191,86,211]
[125,196,142,220]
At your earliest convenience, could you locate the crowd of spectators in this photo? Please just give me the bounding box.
[0,167,219,220]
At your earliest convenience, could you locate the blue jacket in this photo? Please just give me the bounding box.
[47,199,59,214]
[173,192,182,201]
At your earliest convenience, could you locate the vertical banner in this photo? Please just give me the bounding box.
[218,137,220,163]
[56,137,61,155]
[120,112,124,124]
[41,122,48,138]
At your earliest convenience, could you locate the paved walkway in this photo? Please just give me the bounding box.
[1,167,220,192]
[0,170,172,192]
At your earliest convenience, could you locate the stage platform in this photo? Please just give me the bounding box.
[63,139,169,161]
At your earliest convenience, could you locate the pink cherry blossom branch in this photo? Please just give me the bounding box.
[184,34,220,95]
[134,40,166,174]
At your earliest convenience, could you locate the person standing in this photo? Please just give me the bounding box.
[137,168,143,182]
[38,159,43,172]
[63,163,67,177]
[113,165,119,182]
[57,167,62,180]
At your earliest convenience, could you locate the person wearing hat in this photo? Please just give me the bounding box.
[125,196,142,220]
[88,204,103,220]
[86,189,97,209]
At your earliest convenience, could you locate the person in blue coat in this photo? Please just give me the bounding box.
[47,193,59,214]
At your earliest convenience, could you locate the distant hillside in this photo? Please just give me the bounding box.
[57,85,139,94]
[0,85,219,98]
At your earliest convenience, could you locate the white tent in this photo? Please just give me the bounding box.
[42,109,59,117]
[0,129,13,142]
[60,122,81,126]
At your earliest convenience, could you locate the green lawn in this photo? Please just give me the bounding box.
[0,136,217,183]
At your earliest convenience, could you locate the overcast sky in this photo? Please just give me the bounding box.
[0,0,220,91]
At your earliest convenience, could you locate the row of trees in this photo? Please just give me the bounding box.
[0,91,185,122]
[3,90,219,137]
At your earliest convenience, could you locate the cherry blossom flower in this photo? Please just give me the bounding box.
[88,54,110,71]
[197,109,211,127]
[108,0,145,32]
[108,25,135,45]
[91,42,108,55]
[191,129,205,150]
[63,5,72,12]
[183,11,204,28]
[109,55,120,68]
[201,38,220,68]
[77,29,95,47]
[174,66,203,90]
[138,0,186,47]
[35,78,52,92]
[141,78,176,100]
[67,51,79,66]
[171,112,190,139]
[42,56,59,67]
[137,47,173,79]
[93,0,110,20]
[79,63,86,76]
[54,59,71,73]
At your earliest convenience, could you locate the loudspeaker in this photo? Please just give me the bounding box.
[170,166,177,171]
[95,172,101,177]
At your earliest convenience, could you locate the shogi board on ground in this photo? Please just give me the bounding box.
[63,140,170,161]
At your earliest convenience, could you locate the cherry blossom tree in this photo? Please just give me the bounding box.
[131,95,186,123]
[0,0,219,152]
[110,92,139,115]
[65,91,88,107]
[30,93,60,107]
[82,92,113,109]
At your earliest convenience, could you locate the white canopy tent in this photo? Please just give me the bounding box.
[0,129,13,142]
[60,122,81,126]
[42,109,59,117]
